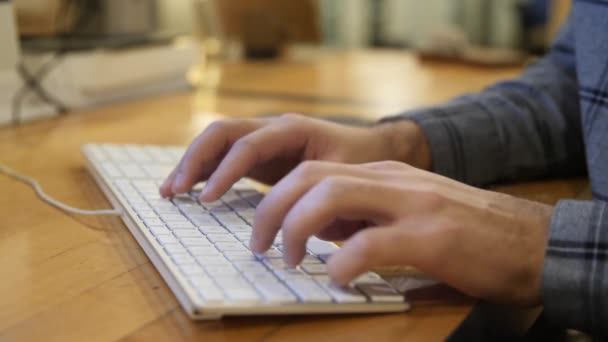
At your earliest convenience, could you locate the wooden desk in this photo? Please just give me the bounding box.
[0,49,588,341]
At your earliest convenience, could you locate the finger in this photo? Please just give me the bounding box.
[326,225,428,286]
[159,167,179,198]
[200,121,308,202]
[167,119,264,195]
[279,176,402,266]
[250,162,382,253]
[314,219,367,241]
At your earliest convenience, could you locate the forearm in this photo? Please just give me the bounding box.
[381,20,586,186]
[543,200,608,337]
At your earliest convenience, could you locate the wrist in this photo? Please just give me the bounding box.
[374,120,432,170]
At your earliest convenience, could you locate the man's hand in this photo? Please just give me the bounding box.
[160,114,429,201]
[251,161,552,307]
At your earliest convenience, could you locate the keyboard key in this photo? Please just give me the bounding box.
[273,268,309,281]
[223,250,257,261]
[201,200,230,212]
[204,265,240,277]
[195,255,231,266]
[197,284,225,305]
[84,144,108,161]
[242,270,280,283]
[137,210,159,219]
[197,226,227,234]
[166,221,196,230]
[117,163,147,179]
[160,213,189,222]
[263,258,290,270]
[301,255,322,264]
[188,214,219,226]
[256,249,282,259]
[215,242,248,252]
[301,263,329,275]
[101,162,122,178]
[147,225,171,236]
[206,234,238,244]
[188,246,221,256]
[163,243,189,255]
[189,274,215,287]
[102,144,131,161]
[234,233,252,242]
[284,278,332,303]
[225,225,251,233]
[238,191,264,207]
[179,264,206,276]
[306,237,338,256]
[314,276,367,304]
[222,286,262,304]
[254,281,298,304]
[351,272,385,285]
[172,229,203,238]
[145,146,174,163]
[171,254,196,265]
[180,237,213,247]
[156,234,179,245]
[213,213,247,226]
[125,145,153,162]
[233,261,268,273]
[356,283,403,303]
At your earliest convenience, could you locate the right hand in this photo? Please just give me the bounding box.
[160,113,430,202]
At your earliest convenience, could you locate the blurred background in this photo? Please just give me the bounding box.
[0,0,571,125]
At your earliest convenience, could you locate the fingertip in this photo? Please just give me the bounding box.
[326,255,355,286]
[169,172,185,192]
[248,236,268,254]
[198,184,215,202]
[283,245,306,268]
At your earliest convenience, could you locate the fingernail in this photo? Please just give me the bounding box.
[199,183,213,201]
[172,173,185,193]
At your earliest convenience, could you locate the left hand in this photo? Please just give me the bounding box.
[251,160,553,307]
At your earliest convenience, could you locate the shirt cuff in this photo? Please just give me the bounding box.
[380,101,505,186]
[542,200,608,336]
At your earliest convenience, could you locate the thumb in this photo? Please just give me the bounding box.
[326,224,428,286]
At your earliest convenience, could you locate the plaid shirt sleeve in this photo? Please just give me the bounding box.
[544,200,608,337]
[381,19,585,186]
[382,20,608,337]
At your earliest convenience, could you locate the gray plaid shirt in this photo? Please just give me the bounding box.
[385,2,608,338]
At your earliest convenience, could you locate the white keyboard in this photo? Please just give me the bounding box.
[82,143,410,319]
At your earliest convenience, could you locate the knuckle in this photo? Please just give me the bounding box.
[206,119,231,133]
[379,160,407,170]
[318,176,350,197]
[364,160,410,171]
[278,113,304,124]
[293,160,323,179]
[416,185,445,210]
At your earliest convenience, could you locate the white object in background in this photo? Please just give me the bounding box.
[157,0,196,35]
[460,0,522,49]
[319,0,371,48]
[380,0,457,49]
[1,39,200,126]
[0,69,57,125]
[0,1,56,125]
[0,0,20,71]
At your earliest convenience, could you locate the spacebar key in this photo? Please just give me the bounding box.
[284,278,332,303]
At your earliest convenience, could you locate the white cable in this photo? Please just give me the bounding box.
[0,163,122,216]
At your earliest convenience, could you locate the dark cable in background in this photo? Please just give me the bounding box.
[11,0,100,124]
